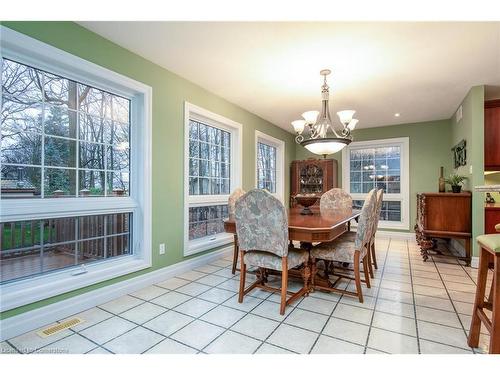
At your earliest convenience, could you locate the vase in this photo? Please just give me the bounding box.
[451,185,462,193]
[438,166,445,193]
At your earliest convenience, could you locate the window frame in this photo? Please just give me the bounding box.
[183,102,242,256]
[0,26,152,311]
[255,130,285,203]
[342,137,410,230]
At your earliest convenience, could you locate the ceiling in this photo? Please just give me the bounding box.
[79,22,500,133]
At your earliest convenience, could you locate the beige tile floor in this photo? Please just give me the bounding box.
[1,237,494,354]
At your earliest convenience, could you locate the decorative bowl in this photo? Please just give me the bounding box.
[294,194,319,215]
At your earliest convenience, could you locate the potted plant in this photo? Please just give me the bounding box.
[445,174,467,193]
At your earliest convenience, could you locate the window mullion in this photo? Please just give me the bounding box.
[41,72,46,198]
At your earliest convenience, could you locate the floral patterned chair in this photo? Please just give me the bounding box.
[369,189,384,273]
[320,188,353,216]
[235,189,310,315]
[228,188,246,274]
[339,188,384,279]
[310,189,377,303]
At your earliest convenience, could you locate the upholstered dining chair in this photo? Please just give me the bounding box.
[369,189,384,273]
[228,188,246,274]
[320,188,353,215]
[310,189,377,303]
[337,189,383,279]
[235,189,310,315]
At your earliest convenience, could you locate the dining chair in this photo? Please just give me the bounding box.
[235,189,310,315]
[320,188,353,215]
[310,189,377,303]
[228,188,246,274]
[334,189,383,279]
[369,189,384,273]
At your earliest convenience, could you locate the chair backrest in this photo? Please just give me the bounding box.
[372,189,384,236]
[320,188,353,215]
[235,189,288,257]
[355,189,377,253]
[228,188,246,216]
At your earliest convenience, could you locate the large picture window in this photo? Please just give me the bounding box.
[0,26,151,311]
[342,137,409,230]
[184,102,241,256]
[1,59,130,198]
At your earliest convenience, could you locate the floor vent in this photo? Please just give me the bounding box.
[37,318,84,338]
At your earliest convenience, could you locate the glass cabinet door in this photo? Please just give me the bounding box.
[299,164,323,194]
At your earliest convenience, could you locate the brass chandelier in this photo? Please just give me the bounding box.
[291,69,358,157]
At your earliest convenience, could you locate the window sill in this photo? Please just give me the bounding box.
[184,233,233,257]
[0,255,151,312]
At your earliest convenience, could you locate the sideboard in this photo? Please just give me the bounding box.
[415,192,472,266]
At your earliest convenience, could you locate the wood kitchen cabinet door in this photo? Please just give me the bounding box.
[485,100,500,171]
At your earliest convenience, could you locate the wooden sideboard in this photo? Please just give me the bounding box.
[290,159,338,208]
[415,192,472,266]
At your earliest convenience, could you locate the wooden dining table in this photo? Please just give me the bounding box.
[223,207,361,289]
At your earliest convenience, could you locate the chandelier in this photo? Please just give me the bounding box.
[291,69,358,157]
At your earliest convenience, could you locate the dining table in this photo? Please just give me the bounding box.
[223,207,361,289]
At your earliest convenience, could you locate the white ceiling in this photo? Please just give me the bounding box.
[79,22,500,133]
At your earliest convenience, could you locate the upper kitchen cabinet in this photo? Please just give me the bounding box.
[485,100,500,171]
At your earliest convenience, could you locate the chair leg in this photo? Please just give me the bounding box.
[238,250,246,303]
[490,255,500,353]
[280,257,288,315]
[366,244,374,279]
[354,251,364,303]
[468,247,490,347]
[371,241,378,270]
[231,235,239,275]
[363,254,371,289]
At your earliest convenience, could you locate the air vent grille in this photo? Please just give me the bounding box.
[37,318,84,338]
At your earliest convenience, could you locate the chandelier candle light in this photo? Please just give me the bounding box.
[292,69,358,158]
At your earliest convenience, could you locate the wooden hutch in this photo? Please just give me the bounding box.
[290,158,338,208]
[415,191,472,266]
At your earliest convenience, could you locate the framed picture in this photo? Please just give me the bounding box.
[452,139,466,168]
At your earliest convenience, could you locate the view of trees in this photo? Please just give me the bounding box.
[1,59,130,197]
[257,141,277,193]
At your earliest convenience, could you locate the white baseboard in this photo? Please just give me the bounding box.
[375,230,415,240]
[471,256,479,269]
[0,246,232,341]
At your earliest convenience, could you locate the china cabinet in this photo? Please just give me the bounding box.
[290,159,338,208]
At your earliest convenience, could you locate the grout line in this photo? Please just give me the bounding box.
[307,286,350,354]
[428,251,476,354]
[362,238,392,354]
[406,238,421,354]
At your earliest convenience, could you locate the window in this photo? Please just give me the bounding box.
[0,26,151,311]
[1,59,130,198]
[342,137,409,230]
[1,213,131,283]
[255,130,285,201]
[184,102,241,256]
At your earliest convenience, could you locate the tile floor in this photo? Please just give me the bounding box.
[1,237,494,354]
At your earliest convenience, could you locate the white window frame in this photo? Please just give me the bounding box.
[255,130,285,203]
[342,137,410,230]
[184,102,242,256]
[0,26,152,312]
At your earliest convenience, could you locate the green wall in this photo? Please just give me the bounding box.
[451,86,485,255]
[295,119,454,233]
[0,22,296,319]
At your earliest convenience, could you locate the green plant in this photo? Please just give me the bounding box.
[444,174,467,186]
